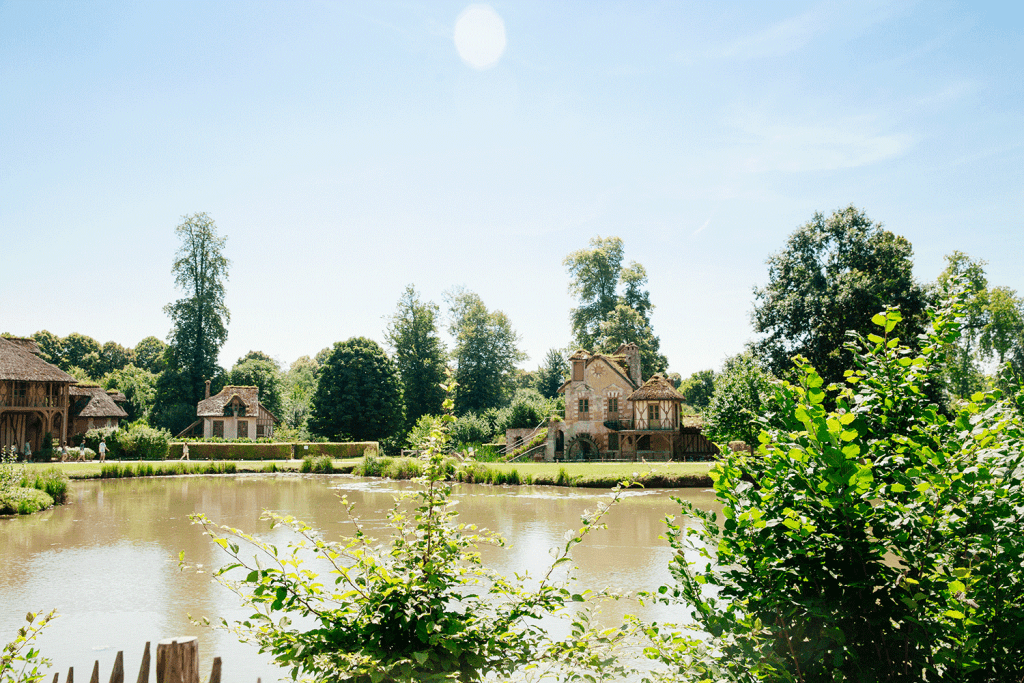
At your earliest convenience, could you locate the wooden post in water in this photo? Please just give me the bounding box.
[155,637,198,683]
[89,661,99,683]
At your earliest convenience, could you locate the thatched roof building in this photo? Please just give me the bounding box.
[626,373,685,402]
[0,337,76,383]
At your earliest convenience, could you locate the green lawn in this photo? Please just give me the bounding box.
[482,460,713,479]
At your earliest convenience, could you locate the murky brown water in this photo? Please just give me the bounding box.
[0,475,719,682]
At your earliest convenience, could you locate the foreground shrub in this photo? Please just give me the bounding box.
[1,610,56,683]
[188,379,636,682]
[647,300,1024,681]
[20,468,69,505]
[0,487,54,515]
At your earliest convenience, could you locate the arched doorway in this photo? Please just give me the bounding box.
[565,433,600,462]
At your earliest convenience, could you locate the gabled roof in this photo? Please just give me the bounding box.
[107,391,128,403]
[70,386,129,418]
[627,374,685,402]
[197,385,261,417]
[0,337,77,383]
[558,349,638,393]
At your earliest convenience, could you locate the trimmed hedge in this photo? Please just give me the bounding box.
[294,442,377,459]
[165,441,377,460]
[167,443,292,460]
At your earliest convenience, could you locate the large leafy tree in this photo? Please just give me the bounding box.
[384,286,448,429]
[564,236,667,377]
[62,332,101,374]
[133,336,168,374]
[679,369,715,411]
[228,356,283,418]
[95,341,135,377]
[156,213,230,427]
[701,351,775,446]
[101,364,158,423]
[31,330,65,366]
[281,355,319,431]
[447,289,526,415]
[308,337,404,442]
[751,205,927,388]
[564,236,625,351]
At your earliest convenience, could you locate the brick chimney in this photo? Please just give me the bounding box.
[616,343,642,386]
[205,380,211,399]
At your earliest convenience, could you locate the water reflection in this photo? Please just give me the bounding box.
[0,475,719,682]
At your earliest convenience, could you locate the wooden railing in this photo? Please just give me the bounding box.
[50,637,243,683]
[0,397,64,408]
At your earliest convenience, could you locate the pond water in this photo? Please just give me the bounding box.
[0,475,720,682]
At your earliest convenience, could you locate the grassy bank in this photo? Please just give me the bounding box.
[357,454,714,488]
[17,459,361,480]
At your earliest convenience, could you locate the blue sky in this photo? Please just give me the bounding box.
[2,1,1021,378]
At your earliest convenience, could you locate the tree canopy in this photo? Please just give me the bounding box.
[535,348,566,399]
[447,289,526,415]
[701,351,775,446]
[384,285,448,429]
[751,205,926,388]
[564,236,667,378]
[228,357,283,418]
[308,337,404,442]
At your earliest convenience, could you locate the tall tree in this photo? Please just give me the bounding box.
[308,337,404,442]
[751,205,927,388]
[564,237,667,377]
[564,236,625,351]
[535,348,566,399]
[162,212,231,406]
[447,289,526,415]
[933,252,989,400]
[594,303,668,377]
[384,286,448,428]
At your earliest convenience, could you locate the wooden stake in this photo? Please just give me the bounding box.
[136,643,150,683]
[208,657,221,683]
[109,651,124,683]
[89,661,99,683]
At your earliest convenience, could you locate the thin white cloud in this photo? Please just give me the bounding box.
[730,113,912,173]
[717,7,828,60]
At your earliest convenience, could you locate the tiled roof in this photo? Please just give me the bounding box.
[0,337,77,383]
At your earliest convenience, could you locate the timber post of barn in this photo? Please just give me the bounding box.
[48,638,229,683]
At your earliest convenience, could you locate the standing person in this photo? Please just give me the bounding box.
[60,441,69,462]
[180,443,190,460]
[23,441,31,462]
[98,438,107,462]
[77,441,86,462]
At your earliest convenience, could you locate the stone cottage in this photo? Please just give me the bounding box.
[195,381,277,440]
[542,343,717,462]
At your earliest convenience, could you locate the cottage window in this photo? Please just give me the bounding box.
[608,433,619,451]
[607,398,618,414]
[578,398,589,415]
[213,420,224,438]
[238,420,249,439]
[648,404,660,422]
[572,361,584,382]
[14,382,27,399]
[256,424,266,438]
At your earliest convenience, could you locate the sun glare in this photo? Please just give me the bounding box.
[453,4,507,70]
